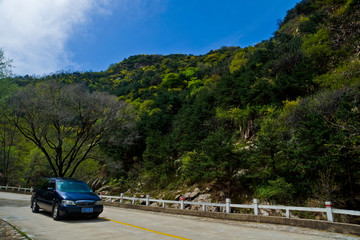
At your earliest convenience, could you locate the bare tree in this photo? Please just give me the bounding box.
[0,49,12,78]
[8,82,135,177]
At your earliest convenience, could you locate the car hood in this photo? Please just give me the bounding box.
[57,191,100,201]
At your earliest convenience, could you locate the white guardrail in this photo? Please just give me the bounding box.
[100,193,360,223]
[1,185,360,223]
[0,185,33,193]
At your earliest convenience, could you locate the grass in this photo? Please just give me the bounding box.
[8,222,32,240]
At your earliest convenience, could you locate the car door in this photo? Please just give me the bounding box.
[42,180,56,211]
[36,179,50,210]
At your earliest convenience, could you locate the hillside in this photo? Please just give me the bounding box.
[3,0,360,210]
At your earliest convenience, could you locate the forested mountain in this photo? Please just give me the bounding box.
[2,0,360,210]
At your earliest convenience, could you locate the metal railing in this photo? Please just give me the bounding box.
[0,185,33,193]
[100,193,360,223]
[1,185,359,223]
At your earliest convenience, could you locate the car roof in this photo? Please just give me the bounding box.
[47,177,82,182]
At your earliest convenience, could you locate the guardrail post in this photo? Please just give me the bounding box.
[286,208,290,218]
[30,187,33,192]
[146,195,150,206]
[18,185,21,191]
[162,201,165,208]
[226,198,231,213]
[253,199,259,215]
[6,185,8,190]
[132,195,135,204]
[202,205,206,211]
[325,201,334,222]
[180,196,184,210]
[120,193,124,203]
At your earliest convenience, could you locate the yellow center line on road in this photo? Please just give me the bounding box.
[100,217,191,240]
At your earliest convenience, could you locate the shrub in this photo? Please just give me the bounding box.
[255,177,296,203]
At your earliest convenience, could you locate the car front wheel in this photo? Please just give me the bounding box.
[31,199,39,213]
[52,203,61,220]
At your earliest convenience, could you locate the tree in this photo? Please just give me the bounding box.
[0,49,12,78]
[282,88,360,204]
[8,82,135,177]
[160,73,183,89]
[254,115,288,178]
[0,49,15,184]
[0,79,18,184]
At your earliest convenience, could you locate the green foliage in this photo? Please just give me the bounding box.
[0,78,19,185]
[172,89,215,151]
[12,146,52,186]
[187,79,203,90]
[3,0,360,209]
[229,50,248,73]
[160,73,183,89]
[179,150,209,184]
[8,82,136,177]
[314,60,360,88]
[216,104,257,139]
[302,28,333,73]
[280,88,360,203]
[182,67,199,78]
[72,159,101,181]
[250,108,289,179]
[255,177,296,203]
[179,127,237,184]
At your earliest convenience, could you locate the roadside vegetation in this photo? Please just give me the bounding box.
[1,0,360,210]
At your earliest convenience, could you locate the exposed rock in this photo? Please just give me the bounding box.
[183,192,191,199]
[182,188,201,201]
[156,193,165,199]
[150,202,161,207]
[260,209,270,216]
[194,193,211,202]
[96,185,112,195]
[189,188,200,199]
[90,179,100,190]
[101,180,109,187]
[175,194,181,201]
[189,194,213,211]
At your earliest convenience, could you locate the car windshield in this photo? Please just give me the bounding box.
[57,181,92,193]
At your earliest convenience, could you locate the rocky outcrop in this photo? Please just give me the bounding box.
[172,187,226,212]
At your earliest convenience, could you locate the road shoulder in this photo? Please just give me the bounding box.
[0,219,30,239]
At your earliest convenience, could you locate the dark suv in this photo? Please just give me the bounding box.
[31,178,103,220]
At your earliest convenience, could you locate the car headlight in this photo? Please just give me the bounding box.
[95,200,102,206]
[61,200,76,206]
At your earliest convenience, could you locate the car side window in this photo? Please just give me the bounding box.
[48,181,55,190]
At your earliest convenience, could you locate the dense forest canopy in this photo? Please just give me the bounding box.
[1,0,360,210]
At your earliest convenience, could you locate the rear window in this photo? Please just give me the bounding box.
[57,181,92,193]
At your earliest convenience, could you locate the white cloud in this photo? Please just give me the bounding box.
[0,0,109,76]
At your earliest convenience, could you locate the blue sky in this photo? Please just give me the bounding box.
[0,0,300,76]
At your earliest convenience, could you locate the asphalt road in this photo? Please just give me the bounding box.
[0,192,359,240]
